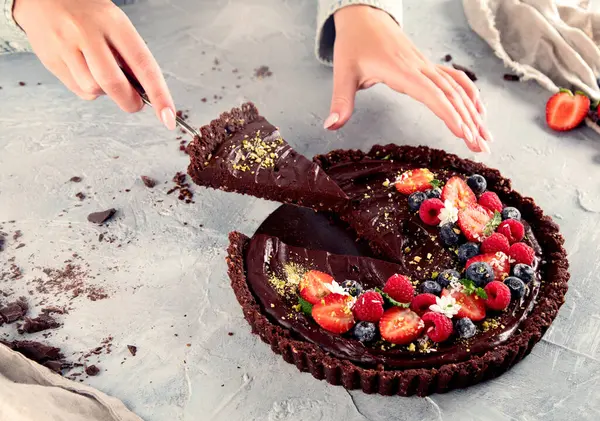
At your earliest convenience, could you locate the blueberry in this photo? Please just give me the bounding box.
[501,207,521,220]
[458,242,480,265]
[440,223,461,246]
[425,188,442,199]
[455,318,477,339]
[408,191,427,212]
[341,280,363,297]
[438,269,460,288]
[465,262,494,287]
[420,280,442,296]
[467,174,487,195]
[512,263,535,284]
[504,276,526,299]
[352,321,378,342]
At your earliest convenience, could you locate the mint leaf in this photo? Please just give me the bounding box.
[430,179,443,189]
[382,154,392,160]
[475,288,488,300]
[298,297,313,315]
[459,279,476,295]
[483,211,502,236]
[375,288,410,308]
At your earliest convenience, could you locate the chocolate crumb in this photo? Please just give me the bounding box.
[201,98,207,103]
[87,209,116,225]
[254,66,272,79]
[228,332,234,336]
[69,176,82,183]
[15,243,25,249]
[13,230,22,240]
[85,365,100,376]
[18,82,26,86]
[41,306,66,315]
[127,345,137,356]
[443,54,453,62]
[141,176,157,188]
[75,192,86,201]
[503,74,520,81]
[18,314,60,334]
[0,235,4,252]
[98,233,104,242]
[452,64,477,81]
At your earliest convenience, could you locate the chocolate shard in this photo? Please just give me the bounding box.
[127,345,137,356]
[452,63,477,81]
[87,209,116,225]
[0,298,28,323]
[1,340,63,363]
[503,74,520,81]
[187,102,349,212]
[85,365,100,376]
[141,176,157,188]
[69,176,82,183]
[18,314,60,334]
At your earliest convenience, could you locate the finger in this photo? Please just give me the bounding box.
[435,69,492,146]
[325,61,359,130]
[108,13,176,130]
[63,51,104,98]
[43,58,98,101]
[82,39,143,113]
[386,69,481,152]
[439,65,485,117]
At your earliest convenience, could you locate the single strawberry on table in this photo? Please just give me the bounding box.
[311,293,355,334]
[379,307,424,345]
[395,168,434,195]
[457,203,493,242]
[546,89,590,131]
[441,289,486,321]
[299,270,334,305]
[441,176,476,209]
[466,252,510,282]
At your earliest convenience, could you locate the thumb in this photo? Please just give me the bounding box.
[324,65,358,130]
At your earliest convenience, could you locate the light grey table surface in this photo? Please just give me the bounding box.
[1,0,599,420]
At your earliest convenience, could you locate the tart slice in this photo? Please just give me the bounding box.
[187,102,348,211]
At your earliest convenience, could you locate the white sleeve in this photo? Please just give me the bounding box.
[0,0,32,55]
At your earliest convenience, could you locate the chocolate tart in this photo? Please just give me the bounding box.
[226,144,569,396]
[187,103,348,211]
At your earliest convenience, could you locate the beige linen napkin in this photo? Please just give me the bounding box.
[0,344,142,421]
[463,0,600,132]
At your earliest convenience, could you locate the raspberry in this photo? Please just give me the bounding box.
[509,242,535,265]
[419,198,445,226]
[421,312,454,343]
[497,219,525,244]
[484,281,512,310]
[352,291,384,322]
[481,232,510,254]
[478,191,503,213]
[410,293,438,316]
[383,274,414,303]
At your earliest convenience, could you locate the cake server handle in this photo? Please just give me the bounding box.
[121,68,201,139]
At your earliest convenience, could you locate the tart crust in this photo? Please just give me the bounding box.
[226,144,569,396]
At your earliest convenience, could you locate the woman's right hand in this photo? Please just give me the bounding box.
[13,0,176,130]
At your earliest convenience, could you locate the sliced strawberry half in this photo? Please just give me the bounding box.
[299,270,334,305]
[378,307,424,345]
[466,252,510,282]
[546,89,590,132]
[311,293,355,334]
[395,168,434,195]
[457,203,493,242]
[442,289,486,321]
[441,176,476,209]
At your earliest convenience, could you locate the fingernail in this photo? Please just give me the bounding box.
[323,113,339,129]
[477,99,486,118]
[461,123,475,145]
[480,125,494,143]
[161,107,176,131]
[478,136,491,154]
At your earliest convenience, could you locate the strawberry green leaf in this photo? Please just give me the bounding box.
[460,279,477,295]
[592,99,600,111]
[483,211,502,236]
[298,297,313,316]
[375,288,410,308]
[430,179,443,189]
[558,88,573,95]
[475,288,488,300]
[574,90,588,98]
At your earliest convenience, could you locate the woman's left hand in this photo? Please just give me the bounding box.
[325,5,492,153]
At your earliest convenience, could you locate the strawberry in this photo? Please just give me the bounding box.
[509,242,535,265]
[410,293,438,316]
[379,307,424,345]
[466,252,510,282]
[457,203,493,242]
[441,176,476,209]
[383,274,414,303]
[481,232,510,254]
[421,312,454,342]
[484,281,511,311]
[419,198,445,226]
[311,293,355,334]
[497,219,525,244]
[478,191,503,213]
[442,289,486,321]
[352,291,384,322]
[299,270,334,305]
[395,168,434,195]
[546,89,590,131]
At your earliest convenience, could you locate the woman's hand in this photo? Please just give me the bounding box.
[326,5,491,153]
[13,0,176,130]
